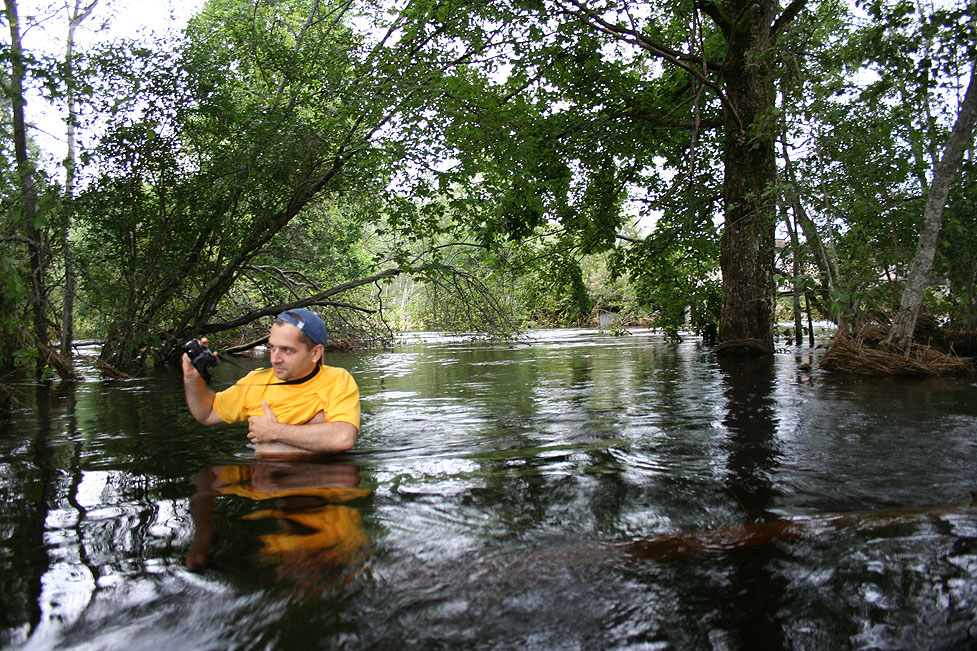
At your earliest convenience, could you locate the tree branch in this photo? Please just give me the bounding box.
[199,267,403,335]
[0,235,39,246]
[560,0,745,135]
[772,0,809,40]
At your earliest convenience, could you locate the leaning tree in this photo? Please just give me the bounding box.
[71,0,516,374]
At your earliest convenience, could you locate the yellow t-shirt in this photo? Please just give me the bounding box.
[213,365,360,430]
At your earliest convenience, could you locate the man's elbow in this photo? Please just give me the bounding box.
[192,409,225,426]
[331,423,358,452]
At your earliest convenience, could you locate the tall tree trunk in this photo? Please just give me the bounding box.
[563,0,806,353]
[61,1,99,359]
[787,212,803,346]
[781,133,837,315]
[5,0,47,351]
[707,0,780,353]
[886,60,977,351]
[805,290,814,346]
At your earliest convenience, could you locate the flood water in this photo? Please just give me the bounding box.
[2,328,977,649]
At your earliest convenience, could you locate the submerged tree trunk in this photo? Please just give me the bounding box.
[781,133,837,316]
[705,0,781,353]
[887,61,977,351]
[788,215,803,346]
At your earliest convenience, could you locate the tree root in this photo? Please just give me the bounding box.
[715,338,774,356]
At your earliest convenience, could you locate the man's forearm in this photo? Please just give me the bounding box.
[184,373,220,424]
[252,420,358,454]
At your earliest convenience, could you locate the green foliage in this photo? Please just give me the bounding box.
[65,0,471,370]
[614,218,721,339]
[772,0,977,331]
[400,0,798,345]
[367,195,523,336]
[4,0,977,381]
[582,250,632,315]
[418,1,698,255]
[514,243,593,327]
[0,247,30,375]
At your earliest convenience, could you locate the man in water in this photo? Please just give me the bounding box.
[182,308,359,455]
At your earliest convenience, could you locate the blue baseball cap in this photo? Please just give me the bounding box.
[276,308,328,346]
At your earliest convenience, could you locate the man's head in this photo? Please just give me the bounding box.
[268,309,328,381]
[274,309,328,348]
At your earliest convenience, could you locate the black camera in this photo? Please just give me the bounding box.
[183,339,218,383]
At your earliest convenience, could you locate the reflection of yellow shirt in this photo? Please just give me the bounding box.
[213,366,360,430]
[215,465,371,503]
[215,465,372,569]
[243,504,370,565]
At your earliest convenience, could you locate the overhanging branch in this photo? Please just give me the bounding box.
[199,267,403,335]
[559,0,745,135]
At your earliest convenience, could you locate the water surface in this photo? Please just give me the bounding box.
[2,329,976,649]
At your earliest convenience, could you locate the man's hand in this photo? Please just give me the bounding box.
[247,401,281,444]
[181,349,197,377]
[183,341,223,425]
[248,404,357,455]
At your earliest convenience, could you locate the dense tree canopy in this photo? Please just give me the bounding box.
[1,0,975,383]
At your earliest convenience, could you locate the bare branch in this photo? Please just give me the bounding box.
[200,267,403,335]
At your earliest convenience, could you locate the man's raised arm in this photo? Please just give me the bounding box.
[182,354,226,426]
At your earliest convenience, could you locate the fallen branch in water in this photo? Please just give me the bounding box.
[616,498,977,561]
[97,360,134,380]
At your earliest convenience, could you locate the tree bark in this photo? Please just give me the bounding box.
[5,0,47,350]
[61,0,99,360]
[781,130,837,313]
[887,60,977,351]
[785,209,803,345]
[706,0,780,352]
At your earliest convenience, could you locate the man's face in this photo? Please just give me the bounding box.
[267,322,322,381]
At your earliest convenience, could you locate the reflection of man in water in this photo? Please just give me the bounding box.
[186,461,371,591]
[182,309,360,456]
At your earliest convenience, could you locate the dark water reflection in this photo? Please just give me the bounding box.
[2,329,977,649]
